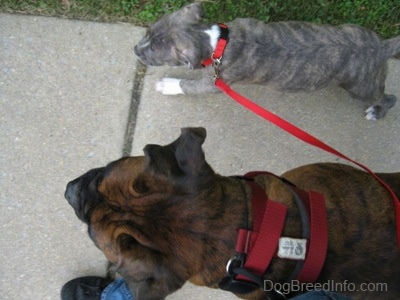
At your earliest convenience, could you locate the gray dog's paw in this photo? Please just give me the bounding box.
[365,95,397,120]
[365,106,378,121]
[156,78,184,95]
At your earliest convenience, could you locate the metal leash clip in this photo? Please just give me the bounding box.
[212,54,222,80]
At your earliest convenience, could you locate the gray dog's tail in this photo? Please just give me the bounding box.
[386,35,400,58]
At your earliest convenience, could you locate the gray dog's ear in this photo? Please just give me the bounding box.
[174,2,205,25]
[175,127,207,175]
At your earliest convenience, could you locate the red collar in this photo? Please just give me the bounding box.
[201,23,229,67]
[220,172,328,295]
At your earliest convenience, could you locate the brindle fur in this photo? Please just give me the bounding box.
[134,2,400,120]
[65,128,400,300]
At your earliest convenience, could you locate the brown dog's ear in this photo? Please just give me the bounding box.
[143,143,183,177]
[173,2,205,25]
[115,242,185,300]
[174,127,207,175]
[143,127,209,177]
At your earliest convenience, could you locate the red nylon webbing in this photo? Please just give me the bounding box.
[236,182,287,281]
[234,181,287,281]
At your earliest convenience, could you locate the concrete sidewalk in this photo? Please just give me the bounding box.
[0,14,143,300]
[1,13,400,300]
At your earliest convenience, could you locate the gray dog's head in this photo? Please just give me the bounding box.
[134,2,213,69]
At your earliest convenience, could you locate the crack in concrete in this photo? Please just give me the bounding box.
[122,61,147,157]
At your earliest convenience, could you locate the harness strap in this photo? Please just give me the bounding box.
[236,181,287,281]
[245,174,328,282]
[241,172,328,283]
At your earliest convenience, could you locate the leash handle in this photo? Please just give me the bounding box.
[215,78,400,249]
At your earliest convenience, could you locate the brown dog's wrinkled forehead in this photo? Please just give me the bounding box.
[65,127,210,220]
[99,156,146,191]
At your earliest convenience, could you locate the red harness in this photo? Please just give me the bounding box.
[204,23,400,294]
[219,172,328,296]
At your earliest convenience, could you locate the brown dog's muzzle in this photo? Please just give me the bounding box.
[65,167,105,224]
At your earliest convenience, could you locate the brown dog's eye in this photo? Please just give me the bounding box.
[133,178,149,194]
[109,204,121,212]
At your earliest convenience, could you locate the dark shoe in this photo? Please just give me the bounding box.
[61,276,112,300]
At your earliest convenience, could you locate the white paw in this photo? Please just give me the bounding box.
[365,106,377,121]
[155,78,184,95]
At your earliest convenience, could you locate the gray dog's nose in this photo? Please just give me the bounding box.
[133,45,139,56]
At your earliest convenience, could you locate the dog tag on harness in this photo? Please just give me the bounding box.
[277,237,307,260]
[219,277,259,294]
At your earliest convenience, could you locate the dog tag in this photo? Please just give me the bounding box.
[219,277,259,294]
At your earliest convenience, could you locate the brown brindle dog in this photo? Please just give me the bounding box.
[65,127,400,300]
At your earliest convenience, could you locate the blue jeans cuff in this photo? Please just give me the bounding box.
[101,278,135,300]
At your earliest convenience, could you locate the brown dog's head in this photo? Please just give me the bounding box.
[133,2,213,69]
[65,128,226,299]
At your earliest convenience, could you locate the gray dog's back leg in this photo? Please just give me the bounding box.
[342,63,396,120]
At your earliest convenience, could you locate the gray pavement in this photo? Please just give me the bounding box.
[1,13,400,300]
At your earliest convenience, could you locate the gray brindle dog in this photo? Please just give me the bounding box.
[134,2,400,120]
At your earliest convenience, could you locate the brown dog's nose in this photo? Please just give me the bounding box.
[65,179,79,207]
[64,167,105,223]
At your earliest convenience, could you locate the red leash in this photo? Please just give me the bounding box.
[206,24,400,249]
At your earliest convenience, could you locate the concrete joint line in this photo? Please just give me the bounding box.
[122,61,147,156]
